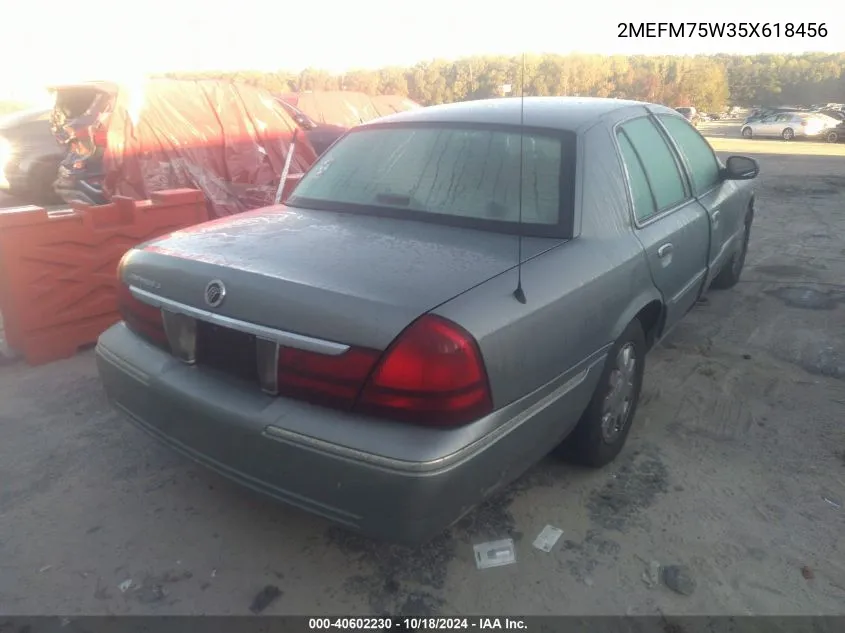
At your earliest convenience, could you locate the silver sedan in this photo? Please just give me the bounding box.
[741,112,840,140]
[97,97,759,545]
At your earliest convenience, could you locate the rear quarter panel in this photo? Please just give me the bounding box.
[434,118,661,411]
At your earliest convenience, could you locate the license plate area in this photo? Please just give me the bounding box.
[195,320,260,385]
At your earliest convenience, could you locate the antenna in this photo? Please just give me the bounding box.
[512,52,527,305]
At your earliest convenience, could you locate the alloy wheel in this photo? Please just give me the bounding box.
[600,343,637,443]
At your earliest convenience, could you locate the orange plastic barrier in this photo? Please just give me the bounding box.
[0,189,208,366]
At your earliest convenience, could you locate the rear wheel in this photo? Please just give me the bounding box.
[741,127,753,139]
[826,130,840,143]
[559,319,646,468]
[782,127,794,141]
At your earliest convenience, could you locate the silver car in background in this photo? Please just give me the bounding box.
[96,97,759,545]
[740,111,839,140]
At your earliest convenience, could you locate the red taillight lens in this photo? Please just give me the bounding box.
[117,283,169,348]
[277,345,380,408]
[355,315,493,427]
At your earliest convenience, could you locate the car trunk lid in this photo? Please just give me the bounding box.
[123,205,561,351]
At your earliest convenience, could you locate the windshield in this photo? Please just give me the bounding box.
[287,123,575,237]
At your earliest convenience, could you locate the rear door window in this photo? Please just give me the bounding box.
[617,132,656,222]
[618,117,688,216]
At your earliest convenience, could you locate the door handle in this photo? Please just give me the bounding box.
[712,209,721,226]
[658,243,674,258]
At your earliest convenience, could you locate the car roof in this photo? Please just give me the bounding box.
[364,97,663,131]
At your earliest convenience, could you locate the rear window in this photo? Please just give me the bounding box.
[287,123,576,237]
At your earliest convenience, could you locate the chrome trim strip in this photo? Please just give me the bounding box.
[262,362,598,475]
[129,285,350,356]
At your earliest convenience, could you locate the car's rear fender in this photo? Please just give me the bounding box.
[610,288,666,350]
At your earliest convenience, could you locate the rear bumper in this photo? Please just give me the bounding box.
[96,323,601,545]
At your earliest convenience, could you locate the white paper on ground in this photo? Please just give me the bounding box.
[473,539,517,569]
[532,525,564,552]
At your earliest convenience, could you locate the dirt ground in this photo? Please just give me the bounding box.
[1,135,844,616]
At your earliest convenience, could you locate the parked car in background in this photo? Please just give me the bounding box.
[97,96,758,545]
[0,108,66,204]
[743,106,810,124]
[824,121,844,143]
[740,112,840,140]
[674,106,700,126]
[818,109,845,122]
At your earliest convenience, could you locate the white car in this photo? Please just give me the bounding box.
[740,112,839,140]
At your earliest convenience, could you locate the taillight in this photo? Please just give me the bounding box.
[276,345,380,408]
[355,315,493,427]
[117,283,169,348]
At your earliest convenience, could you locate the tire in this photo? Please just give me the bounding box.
[559,319,646,468]
[711,209,753,290]
[826,130,839,143]
[741,127,753,139]
[782,127,794,141]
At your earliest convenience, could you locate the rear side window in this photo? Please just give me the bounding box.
[617,133,656,222]
[619,117,687,214]
[658,115,721,194]
[289,124,575,236]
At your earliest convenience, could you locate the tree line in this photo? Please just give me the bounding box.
[161,52,845,113]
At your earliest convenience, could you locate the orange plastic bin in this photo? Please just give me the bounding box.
[0,189,208,366]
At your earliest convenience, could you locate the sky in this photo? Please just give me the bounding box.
[0,0,838,104]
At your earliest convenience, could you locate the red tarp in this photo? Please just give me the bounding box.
[280,91,420,128]
[103,79,318,218]
[281,91,380,128]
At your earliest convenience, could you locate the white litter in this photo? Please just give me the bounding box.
[39,565,52,573]
[119,579,134,593]
[823,497,841,509]
[473,539,517,569]
[532,525,563,552]
[642,560,661,588]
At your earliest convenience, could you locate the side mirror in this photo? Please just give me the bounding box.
[722,155,759,181]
